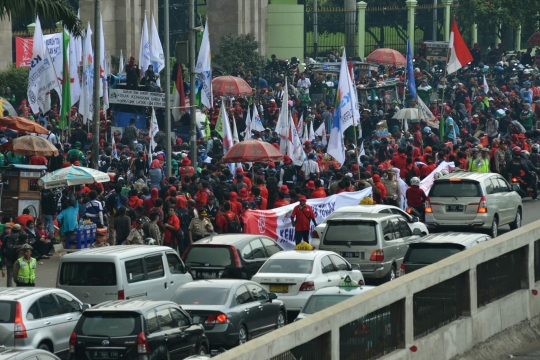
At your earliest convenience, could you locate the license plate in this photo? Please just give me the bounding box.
[199,272,217,279]
[269,285,289,293]
[341,252,359,258]
[446,205,463,212]
[93,351,118,359]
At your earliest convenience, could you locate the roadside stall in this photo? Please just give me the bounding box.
[0,164,47,221]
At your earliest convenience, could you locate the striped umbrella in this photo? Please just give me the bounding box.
[38,166,110,189]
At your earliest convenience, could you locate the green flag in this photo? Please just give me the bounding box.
[215,104,223,137]
[59,30,71,129]
[204,114,211,139]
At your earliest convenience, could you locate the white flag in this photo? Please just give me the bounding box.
[27,16,61,114]
[103,53,110,111]
[76,10,82,64]
[297,114,304,140]
[195,19,213,109]
[315,123,328,147]
[111,133,118,159]
[232,116,239,144]
[80,22,94,123]
[288,114,306,166]
[68,31,81,106]
[150,14,165,86]
[307,119,315,142]
[277,79,289,155]
[417,96,438,128]
[252,104,265,132]
[483,75,488,94]
[119,49,124,75]
[244,105,252,141]
[99,13,105,97]
[139,14,151,78]
[149,107,159,153]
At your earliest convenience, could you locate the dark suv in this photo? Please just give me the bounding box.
[182,235,283,280]
[69,300,209,360]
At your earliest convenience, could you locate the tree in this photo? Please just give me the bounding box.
[213,33,266,76]
[0,65,30,107]
[1,0,82,36]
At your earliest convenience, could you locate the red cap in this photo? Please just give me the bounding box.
[283,155,292,164]
[352,164,359,171]
[299,195,307,201]
[268,161,275,168]
[239,188,249,197]
[304,141,311,146]
[279,185,289,194]
[236,167,247,174]
[306,180,315,190]
[181,158,191,166]
[130,55,135,60]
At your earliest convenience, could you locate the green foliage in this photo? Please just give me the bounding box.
[111,55,120,74]
[213,33,266,76]
[0,65,30,107]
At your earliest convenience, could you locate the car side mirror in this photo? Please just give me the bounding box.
[81,304,91,312]
[192,316,201,325]
[413,228,422,236]
[412,216,419,223]
[351,263,360,271]
[268,293,278,302]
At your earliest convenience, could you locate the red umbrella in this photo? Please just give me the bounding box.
[0,116,49,135]
[366,48,406,67]
[222,140,284,163]
[212,76,253,97]
[527,32,540,46]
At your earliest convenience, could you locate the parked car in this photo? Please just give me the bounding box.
[425,173,522,238]
[402,232,491,274]
[170,280,286,349]
[295,277,375,321]
[318,213,423,282]
[69,299,209,360]
[182,235,284,280]
[311,204,429,248]
[0,287,89,357]
[0,347,60,360]
[57,246,192,305]
[251,250,364,318]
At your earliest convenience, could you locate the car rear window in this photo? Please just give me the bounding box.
[323,221,377,246]
[430,181,482,197]
[171,288,230,306]
[0,301,14,323]
[79,312,141,337]
[59,262,117,286]
[302,295,353,314]
[184,246,232,267]
[405,244,465,264]
[259,259,314,274]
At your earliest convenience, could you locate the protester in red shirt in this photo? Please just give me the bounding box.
[227,192,243,216]
[372,174,387,204]
[30,154,48,166]
[273,192,289,208]
[291,195,316,245]
[127,189,143,209]
[144,188,159,216]
[164,207,180,248]
[216,202,239,233]
[310,180,326,199]
[255,177,269,199]
[405,177,427,215]
[15,209,34,230]
[194,181,211,210]
[252,187,267,210]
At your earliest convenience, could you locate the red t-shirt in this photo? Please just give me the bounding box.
[310,188,326,199]
[216,211,237,233]
[30,156,47,166]
[194,189,209,210]
[164,215,180,244]
[291,205,315,231]
[273,199,289,208]
[15,214,34,230]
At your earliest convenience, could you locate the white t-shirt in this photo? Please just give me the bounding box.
[301,159,320,177]
[297,78,311,93]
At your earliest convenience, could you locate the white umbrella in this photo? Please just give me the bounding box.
[392,108,419,120]
[38,166,110,189]
[1,99,16,116]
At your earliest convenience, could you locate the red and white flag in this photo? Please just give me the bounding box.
[447,19,473,74]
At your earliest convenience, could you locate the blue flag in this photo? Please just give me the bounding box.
[407,38,417,100]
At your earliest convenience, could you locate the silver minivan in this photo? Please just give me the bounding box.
[318,213,422,282]
[57,246,192,305]
[0,288,88,356]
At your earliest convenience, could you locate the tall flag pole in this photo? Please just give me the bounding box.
[447,19,473,74]
[60,29,71,129]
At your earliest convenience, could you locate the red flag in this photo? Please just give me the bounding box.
[447,19,473,74]
[348,59,353,79]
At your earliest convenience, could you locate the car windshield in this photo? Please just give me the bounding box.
[302,295,353,314]
[184,246,232,267]
[171,287,230,306]
[79,312,141,337]
[406,244,465,264]
[59,262,117,286]
[324,221,377,246]
[430,181,481,197]
[259,259,313,274]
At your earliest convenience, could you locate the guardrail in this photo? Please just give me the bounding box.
[215,220,540,360]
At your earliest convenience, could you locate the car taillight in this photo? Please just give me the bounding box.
[401,263,406,274]
[477,196,487,213]
[182,244,193,260]
[69,332,77,353]
[206,314,229,324]
[230,246,242,267]
[14,302,26,339]
[311,230,319,238]
[370,250,384,262]
[425,197,433,213]
[137,332,150,354]
[353,322,370,337]
[406,208,412,214]
[299,281,315,291]
[511,177,518,183]
[118,290,125,300]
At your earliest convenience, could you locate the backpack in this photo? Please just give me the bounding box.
[212,138,223,157]
[215,182,230,203]
[221,212,242,233]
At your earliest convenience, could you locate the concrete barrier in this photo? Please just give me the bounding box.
[215,220,540,360]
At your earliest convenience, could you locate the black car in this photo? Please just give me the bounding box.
[69,299,209,360]
[182,235,283,280]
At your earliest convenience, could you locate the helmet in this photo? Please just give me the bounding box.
[440,169,449,176]
[145,238,156,245]
[521,150,530,158]
[410,177,420,186]
[512,146,522,155]
[532,144,540,153]
[20,243,33,251]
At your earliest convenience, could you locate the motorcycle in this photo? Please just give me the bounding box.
[406,206,425,223]
[511,176,536,199]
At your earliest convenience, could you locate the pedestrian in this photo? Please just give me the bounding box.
[164,207,180,250]
[188,210,214,243]
[91,232,110,248]
[291,195,316,245]
[126,218,146,245]
[148,212,162,245]
[125,56,140,90]
[56,196,79,244]
[13,244,36,287]
[114,206,132,245]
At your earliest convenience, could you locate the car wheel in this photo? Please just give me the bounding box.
[489,216,498,238]
[38,342,51,352]
[277,310,286,329]
[238,324,248,345]
[198,343,208,355]
[383,264,396,282]
[510,209,522,230]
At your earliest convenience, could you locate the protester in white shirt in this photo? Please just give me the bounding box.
[297,73,311,94]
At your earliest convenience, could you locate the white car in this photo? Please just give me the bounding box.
[251,250,364,314]
[311,205,429,248]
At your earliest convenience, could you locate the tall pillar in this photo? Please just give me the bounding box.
[357,1,367,60]
[344,0,357,58]
[0,18,12,70]
[406,0,418,41]
[494,24,501,47]
[515,25,522,51]
[442,0,452,42]
[471,23,478,46]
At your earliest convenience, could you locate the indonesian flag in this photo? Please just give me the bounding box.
[447,19,473,74]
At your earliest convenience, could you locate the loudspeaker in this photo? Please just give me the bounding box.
[175,41,189,64]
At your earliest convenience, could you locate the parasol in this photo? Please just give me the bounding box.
[38,166,110,189]
[366,48,406,67]
[0,116,49,135]
[222,140,284,163]
[392,108,420,120]
[212,76,253,97]
[527,32,540,46]
[0,135,58,156]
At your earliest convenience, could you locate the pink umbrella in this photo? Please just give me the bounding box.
[212,76,253,97]
[366,48,406,67]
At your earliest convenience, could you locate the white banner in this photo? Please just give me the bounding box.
[43,33,63,80]
[109,88,165,107]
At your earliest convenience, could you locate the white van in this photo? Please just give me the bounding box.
[56,246,192,305]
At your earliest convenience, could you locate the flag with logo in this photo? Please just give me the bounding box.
[195,19,213,109]
[406,38,417,100]
[80,22,94,123]
[139,14,151,77]
[68,31,81,107]
[277,79,289,154]
[99,13,105,97]
[288,114,306,166]
[149,107,159,153]
[150,14,165,86]
[251,104,265,132]
[244,104,252,141]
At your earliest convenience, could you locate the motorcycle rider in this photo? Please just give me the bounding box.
[405,177,427,220]
[510,146,539,200]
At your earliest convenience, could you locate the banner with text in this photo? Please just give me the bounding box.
[243,188,372,251]
[109,88,166,107]
[16,34,63,77]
